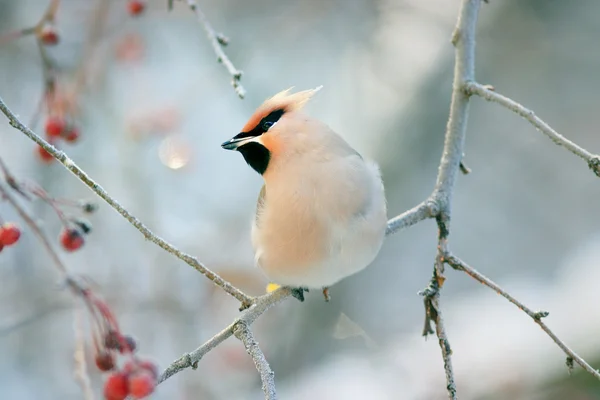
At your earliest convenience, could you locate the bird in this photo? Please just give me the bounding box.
[221,87,387,301]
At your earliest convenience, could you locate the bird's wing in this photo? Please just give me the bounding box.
[254,184,266,228]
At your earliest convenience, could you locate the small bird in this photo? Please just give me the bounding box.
[221,87,387,301]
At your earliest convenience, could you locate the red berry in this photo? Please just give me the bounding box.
[104,372,129,400]
[95,350,115,372]
[123,359,159,379]
[59,228,84,251]
[63,126,80,143]
[39,27,59,46]
[138,360,159,380]
[0,223,21,246]
[127,1,146,16]
[37,145,54,163]
[128,370,156,399]
[45,117,65,138]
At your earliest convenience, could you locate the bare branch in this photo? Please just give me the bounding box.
[181,0,246,99]
[431,0,481,209]
[159,287,291,383]
[445,253,600,381]
[0,96,254,308]
[73,306,95,400]
[422,284,456,399]
[234,322,277,400]
[464,81,600,177]
[416,1,483,397]
[385,200,437,236]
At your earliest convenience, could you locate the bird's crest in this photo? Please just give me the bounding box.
[241,86,322,133]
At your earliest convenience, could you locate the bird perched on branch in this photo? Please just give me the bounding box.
[221,87,387,301]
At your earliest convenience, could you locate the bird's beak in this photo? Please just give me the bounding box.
[221,135,256,151]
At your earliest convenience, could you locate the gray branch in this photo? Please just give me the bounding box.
[446,253,600,380]
[234,322,277,400]
[159,287,291,384]
[464,81,600,177]
[182,0,246,99]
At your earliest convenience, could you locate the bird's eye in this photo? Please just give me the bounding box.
[262,121,274,131]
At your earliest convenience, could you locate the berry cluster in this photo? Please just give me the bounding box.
[79,289,157,400]
[103,356,158,400]
[38,115,81,163]
[0,170,96,253]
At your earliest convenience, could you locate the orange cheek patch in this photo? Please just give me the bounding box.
[260,132,282,157]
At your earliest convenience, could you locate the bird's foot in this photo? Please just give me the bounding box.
[322,287,331,302]
[289,287,309,302]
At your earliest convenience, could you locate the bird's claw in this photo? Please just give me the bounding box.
[322,287,331,302]
[289,287,309,302]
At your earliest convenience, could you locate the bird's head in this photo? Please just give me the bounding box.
[221,86,322,175]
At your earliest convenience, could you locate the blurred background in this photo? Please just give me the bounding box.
[0,0,599,399]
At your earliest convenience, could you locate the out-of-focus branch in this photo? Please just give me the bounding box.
[464,81,600,177]
[73,306,95,400]
[445,253,600,381]
[71,0,111,98]
[36,0,61,29]
[0,180,67,276]
[0,96,254,308]
[178,0,246,98]
[234,322,277,400]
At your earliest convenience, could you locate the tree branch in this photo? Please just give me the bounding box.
[234,322,277,400]
[416,1,483,398]
[385,200,437,236]
[73,306,95,400]
[0,96,254,309]
[158,287,291,383]
[445,253,600,380]
[431,0,480,209]
[464,81,600,177]
[181,0,246,99]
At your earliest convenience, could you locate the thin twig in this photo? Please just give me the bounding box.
[0,180,67,275]
[385,200,437,236]
[0,96,253,308]
[459,161,471,175]
[71,0,111,98]
[181,0,245,98]
[234,322,277,400]
[427,288,456,398]
[73,306,95,400]
[464,81,600,177]
[445,253,600,381]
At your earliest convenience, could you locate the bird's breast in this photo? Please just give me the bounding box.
[251,158,387,287]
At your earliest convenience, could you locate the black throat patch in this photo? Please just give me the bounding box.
[237,142,271,175]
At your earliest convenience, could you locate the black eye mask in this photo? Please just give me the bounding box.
[232,109,284,141]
